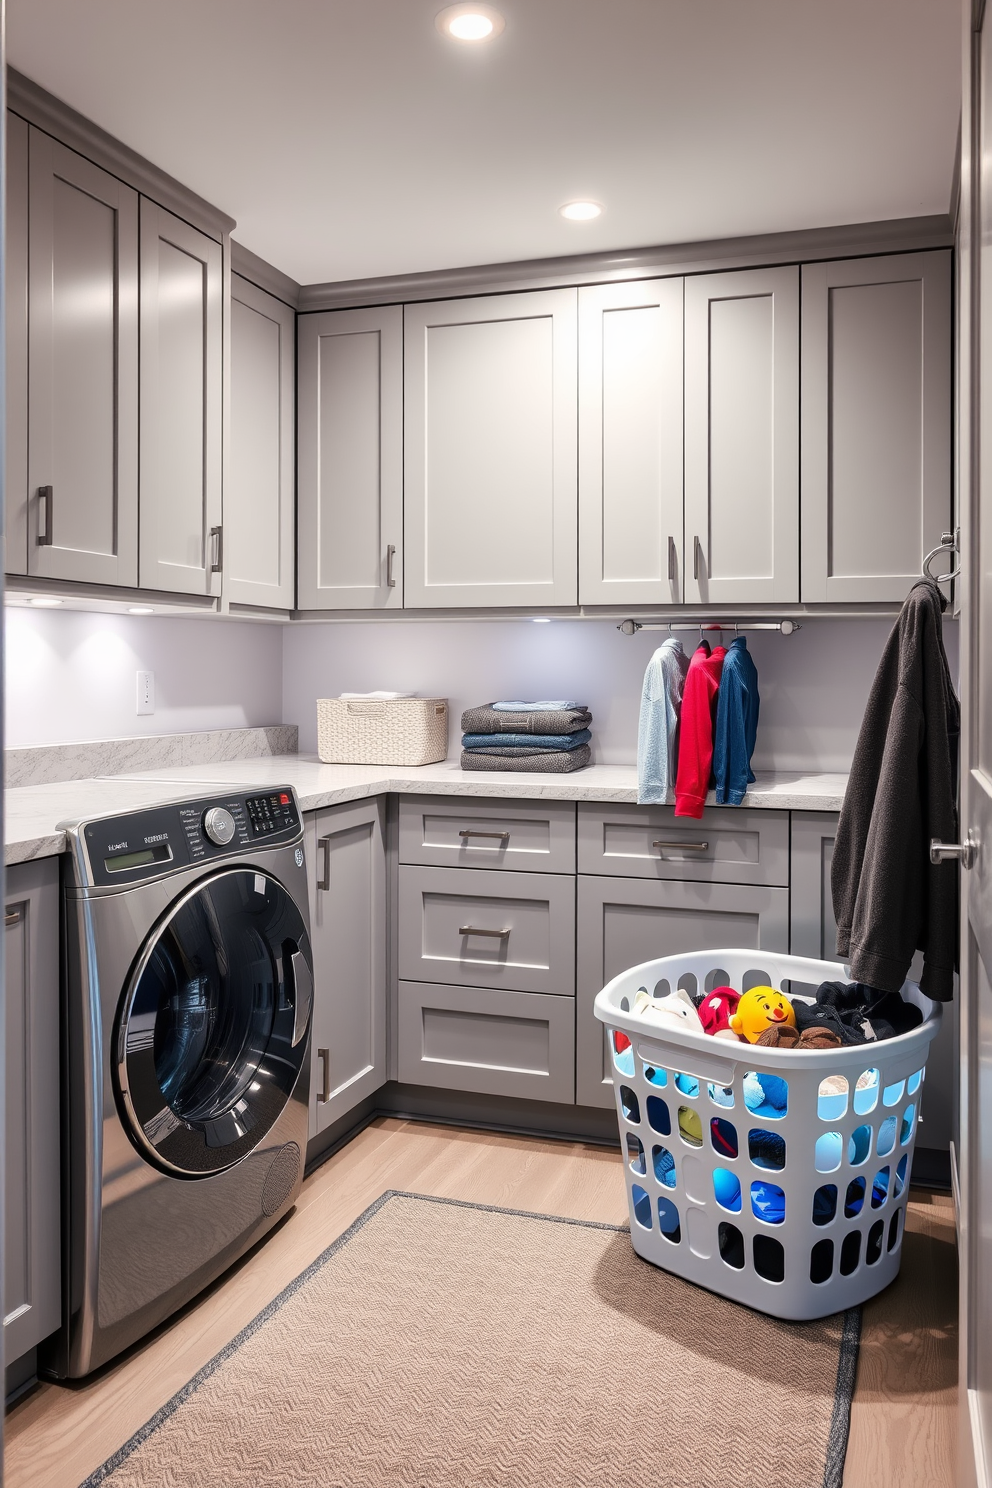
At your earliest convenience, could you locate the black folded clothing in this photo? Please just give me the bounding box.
[794,980,924,1045]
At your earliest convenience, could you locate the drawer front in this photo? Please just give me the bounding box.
[577,802,789,886]
[398,795,576,873]
[574,874,790,1108]
[397,981,575,1103]
[398,864,576,996]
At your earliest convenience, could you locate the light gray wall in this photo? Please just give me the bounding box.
[5,609,283,747]
[282,614,960,771]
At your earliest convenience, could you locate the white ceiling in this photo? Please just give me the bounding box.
[9,0,961,286]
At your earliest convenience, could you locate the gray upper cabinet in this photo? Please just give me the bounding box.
[5,859,61,1366]
[800,251,952,603]
[6,113,28,575]
[404,289,578,608]
[683,266,800,604]
[227,274,296,609]
[297,305,403,610]
[578,278,684,605]
[139,200,223,596]
[25,127,139,587]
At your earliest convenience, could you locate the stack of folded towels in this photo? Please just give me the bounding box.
[460,700,593,773]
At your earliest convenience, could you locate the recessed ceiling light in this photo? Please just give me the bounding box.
[29,596,62,607]
[436,5,505,42]
[559,201,602,222]
[128,606,155,615]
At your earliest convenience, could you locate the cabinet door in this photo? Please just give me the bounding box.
[5,859,61,1364]
[404,289,578,608]
[6,112,28,575]
[684,266,799,604]
[27,128,139,586]
[139,200,223,595]
[575,874,789,1108]
[801,252,952,602]
[297,305,403,610]
[305,799,387,1138]
[227,274,295,608]
[789,812,839,962]
[578,278,684,604]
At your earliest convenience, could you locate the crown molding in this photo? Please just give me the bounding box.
[231,240,301,309]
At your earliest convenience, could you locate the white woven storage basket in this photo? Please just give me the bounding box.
[316,697,448,766]
[594,948,942,1321]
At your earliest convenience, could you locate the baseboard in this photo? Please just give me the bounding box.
[374,1082,622,1146]
[5,1346,38,1406]
[911,1145,952,1192]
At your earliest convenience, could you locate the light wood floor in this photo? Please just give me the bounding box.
[6,1118,958,1488]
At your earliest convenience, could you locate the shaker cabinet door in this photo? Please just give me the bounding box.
[139,200,223,596]
[683,266,799,604]
[6,112,28,575]
[404,289,578,608]
[227,274,296,609]
[26,128,139,586]
[801,251,952,603]
[579,278,684,605]
[297,304,403,610]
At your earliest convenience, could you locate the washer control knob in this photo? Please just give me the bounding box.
[203,806,236,846]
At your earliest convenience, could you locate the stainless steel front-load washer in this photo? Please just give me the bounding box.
[46,786,313,1379]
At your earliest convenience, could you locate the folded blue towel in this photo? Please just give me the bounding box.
[491,700,583,712]
[462,729,592,751]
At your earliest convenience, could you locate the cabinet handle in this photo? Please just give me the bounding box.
[5,909,20,927]
[652,839,709,851]
[37,486,53,546]
[317,1048,331,1103]
[459,925,511,938]
[930,835,977,868]
[317,836,332,891]
[668,535,677,583]
[693,535,702,581]
[210,525,223,573]
[386,544,397,588]
[458,829,510,843]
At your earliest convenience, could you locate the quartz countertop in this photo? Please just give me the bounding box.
[5,757,849,865]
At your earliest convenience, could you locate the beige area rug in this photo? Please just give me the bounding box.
[83,1192,860,1488]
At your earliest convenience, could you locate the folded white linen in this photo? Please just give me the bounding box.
[338,691,416,700]
[491,700,582,711]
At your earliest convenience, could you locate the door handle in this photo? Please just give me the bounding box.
[693,535,702,581]
[668,535,677,583]
[317,1048,331,1103]
[5,909,20,928]
[386,543,397,588]
[210,524,223,574]
[458,829,510,843]
[930,834,978,869]
[317,836,332,891]
[37,486,53,546]
[286,948,313,1048]
[653,840,709,852]
[459,925,511,938]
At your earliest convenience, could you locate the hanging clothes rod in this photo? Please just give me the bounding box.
[616,619,802,636]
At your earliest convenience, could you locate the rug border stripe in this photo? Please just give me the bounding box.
[78,1189,860,1488]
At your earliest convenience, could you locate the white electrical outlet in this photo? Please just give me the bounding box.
[136,670,155,715]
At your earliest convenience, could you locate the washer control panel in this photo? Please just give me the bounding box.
[79,787,302,887]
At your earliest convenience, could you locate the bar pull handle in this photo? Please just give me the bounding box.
[459,925,511,938]
[317,1048,331,1103]
[693,535,702,581]
[652,839,709,851]
[5,909,21,928]
[210,524,223,574]
[287,948,313,1049]
[668,535,677,583]
[317,836,332,891]
[458,829,510,843]
[930,835,977,869]
[37,486,53,546]
[386,543,397,588]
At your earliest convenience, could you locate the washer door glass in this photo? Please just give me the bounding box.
[117,868,312,1177]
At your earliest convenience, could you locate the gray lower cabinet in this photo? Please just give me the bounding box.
[398,796,576,875]
[397,981,575,1103]
[305,799,387,1139]
[789,811,840,962]
[5,859,61,1365]
[575,874,790,1108]
[577,802,788,886]
[227,274,296,609]
[398,864,576,996]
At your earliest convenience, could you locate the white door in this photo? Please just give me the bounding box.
[27,129,139,586]
[227,274,296,609]
[578,278,684,605]
[801,252,952,603]
[404,288,578,609]
[683,266,799,605]
[297,305,403,610]
[139,200,223,596]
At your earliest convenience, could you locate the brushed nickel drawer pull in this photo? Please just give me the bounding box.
[652,839,709,851]
[459,925,511,938]
[668,535,677,582]
[317,1048,331,1103]
[5,909,21,927]
[693,534,702,581]
[458,829,510,843]
[317,836,332,891]
[37,485,53,546]
[386,543,397,588]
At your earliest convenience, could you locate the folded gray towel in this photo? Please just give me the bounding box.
[460,703,592,735]
[459,745,591,774]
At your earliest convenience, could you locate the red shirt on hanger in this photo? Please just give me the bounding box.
[674,641,727,819]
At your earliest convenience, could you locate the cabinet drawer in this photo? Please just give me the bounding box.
[577,803,788,886]
[397,982,575,1103]
[398,795,576,873]
[398,864,575,996]
[575,874,790,1108]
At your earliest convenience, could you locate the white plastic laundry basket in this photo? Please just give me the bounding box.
[593,948,942,1321]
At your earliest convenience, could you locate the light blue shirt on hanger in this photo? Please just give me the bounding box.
[636,637,690,804]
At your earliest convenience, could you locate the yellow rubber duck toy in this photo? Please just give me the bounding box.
[730,986,797,1044]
